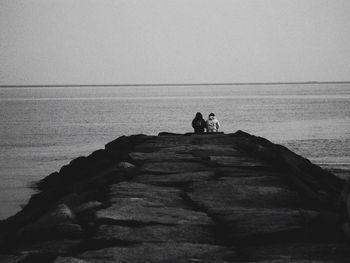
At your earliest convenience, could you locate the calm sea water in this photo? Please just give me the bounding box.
[1,84,350,219]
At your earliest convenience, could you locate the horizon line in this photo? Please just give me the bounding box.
[1,81,350,88]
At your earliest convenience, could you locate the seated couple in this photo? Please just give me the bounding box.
[192,112,220,134]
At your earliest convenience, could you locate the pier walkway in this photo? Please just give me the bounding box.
[0,131,349,262]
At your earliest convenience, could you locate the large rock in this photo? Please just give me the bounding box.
[107,182,185,207]
[16,204,83,240]
[97,202,214,226]
[218,175,290,189]
[35,203,75,224]
[233,130,344,210]
[210,207,305,243]
[97,182,214,225]
[105,136,133,153]
[116,162,136,170]
[187,179,301,210]
[73,201,103,214]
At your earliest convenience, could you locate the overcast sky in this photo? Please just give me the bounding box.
[1,0,350,85]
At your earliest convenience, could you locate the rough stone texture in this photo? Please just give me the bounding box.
[97,202,214,226]
[158,144,240,154]
[140,161,209,174]
[215,167,282,178]
[218,175,288,187]
[54,257,87,263]
[18,222,83,240]
[233,130,344,211]
[96,182,214,225]
[73,201,103,214]
[16,204,83,240]
[107,182,185,207]
[190,148,243,157]
[77,243,236,263]
[210,207,305,242]
[134,140,194,152]
[13,239,81,256]
[90,224,216,244]
[0,132,348,262]
[237,242,350,262]
[0,254,27,263]
[187,179,301,209]
[209,156,269,168]
[129,152,201,163]
[132,171,216,186]
[116,162,136,170]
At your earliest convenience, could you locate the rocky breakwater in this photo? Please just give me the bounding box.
[0,131,350,262]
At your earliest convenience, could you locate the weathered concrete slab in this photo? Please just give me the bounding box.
[129,152,201,163]
[77,243,236,263]
[188,179,301,210]
[210,207,305,242]
[90,224,216,244]
[132,171,216,186]
[140,161,209,174]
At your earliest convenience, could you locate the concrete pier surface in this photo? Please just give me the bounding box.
[1,131,349,262]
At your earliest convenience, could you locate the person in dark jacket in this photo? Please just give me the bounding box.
[192,112,206,134]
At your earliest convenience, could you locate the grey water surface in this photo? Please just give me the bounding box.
[0,84,349,219]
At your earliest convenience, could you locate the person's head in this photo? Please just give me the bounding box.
[195,112,203,119]
[209,113,215,119]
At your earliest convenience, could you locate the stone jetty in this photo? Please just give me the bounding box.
[1,131,350,262]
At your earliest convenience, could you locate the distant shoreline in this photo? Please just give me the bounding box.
[1,81,350,88]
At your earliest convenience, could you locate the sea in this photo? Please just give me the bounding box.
[0,84,350,220]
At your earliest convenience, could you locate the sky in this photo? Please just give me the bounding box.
[1,0,350,85]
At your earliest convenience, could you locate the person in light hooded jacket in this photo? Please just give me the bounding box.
[206,113,220,132]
